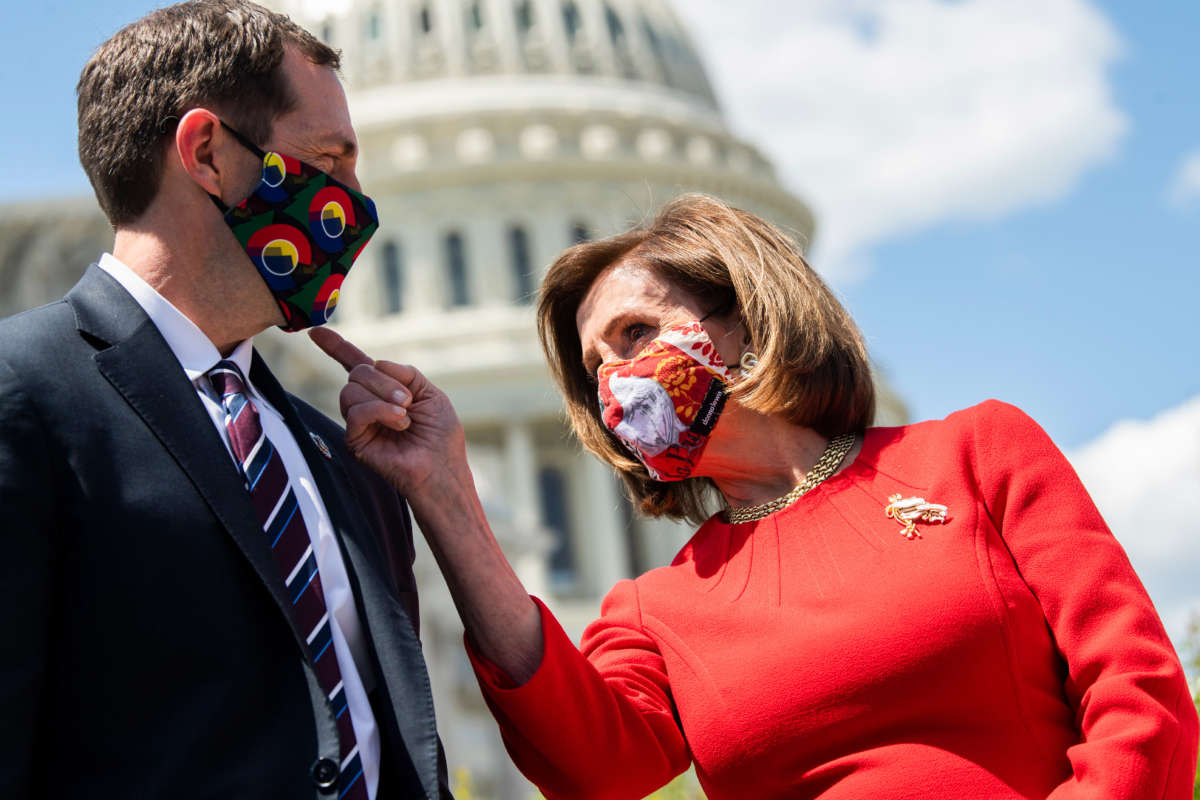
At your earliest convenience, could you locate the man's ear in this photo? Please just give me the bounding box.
[174,108,248,204]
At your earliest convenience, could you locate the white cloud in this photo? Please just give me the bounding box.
[685,0,1127,279]
[1166,149,1200,209]
[1068,395,1200,664]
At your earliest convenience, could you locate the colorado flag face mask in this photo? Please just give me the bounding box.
[210,121,379,332]
[596,321,732,481]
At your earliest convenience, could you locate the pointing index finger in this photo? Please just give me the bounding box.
[308,327,374,373]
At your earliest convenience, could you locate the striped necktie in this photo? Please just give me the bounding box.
[207,360,368,800]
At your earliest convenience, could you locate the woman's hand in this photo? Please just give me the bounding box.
[309,326,546,683]
[308,327,465,496]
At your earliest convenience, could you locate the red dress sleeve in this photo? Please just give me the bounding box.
[466,583,691,800]
[971,400,1199,798]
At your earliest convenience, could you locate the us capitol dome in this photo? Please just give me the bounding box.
[0,0,903,795]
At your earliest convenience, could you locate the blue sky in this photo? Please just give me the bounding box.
[840,0,1200,448]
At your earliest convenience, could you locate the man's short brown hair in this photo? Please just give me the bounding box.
[76,0,339,226]
[537,194,876,522]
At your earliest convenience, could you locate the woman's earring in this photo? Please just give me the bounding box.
[738,351,759,376]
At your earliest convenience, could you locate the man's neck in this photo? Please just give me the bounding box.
[112,225,259,356]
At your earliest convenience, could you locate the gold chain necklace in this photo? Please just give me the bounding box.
[725,432,856,524]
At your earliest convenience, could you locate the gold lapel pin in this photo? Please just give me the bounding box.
[884,494,948,539]
[310,432,333,460]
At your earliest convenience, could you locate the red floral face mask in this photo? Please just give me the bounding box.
[596,321,732,481]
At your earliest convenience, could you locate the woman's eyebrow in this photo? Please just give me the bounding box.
[580,343,597,371]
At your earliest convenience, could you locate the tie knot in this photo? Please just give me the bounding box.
[207,360,248,399]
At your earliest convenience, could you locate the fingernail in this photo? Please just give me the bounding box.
[392,404,407,416]
[392,390,409,405]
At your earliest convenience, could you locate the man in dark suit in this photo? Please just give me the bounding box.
[0,2,452,797]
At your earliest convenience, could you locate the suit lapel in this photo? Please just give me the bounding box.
[251,353,442,800]
[67,266,315,664]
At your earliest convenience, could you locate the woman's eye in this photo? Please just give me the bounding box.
[626,323,652,343]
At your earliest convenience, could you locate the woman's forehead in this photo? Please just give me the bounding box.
[576,260,693,330]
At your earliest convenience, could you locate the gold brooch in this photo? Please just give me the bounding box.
[884,494,948,539]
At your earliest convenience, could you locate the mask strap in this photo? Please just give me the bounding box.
[208,192,231,214]
[219,120,269,159]
[208,120,269,214]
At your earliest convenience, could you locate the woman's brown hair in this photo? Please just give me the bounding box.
[537,194,874,523]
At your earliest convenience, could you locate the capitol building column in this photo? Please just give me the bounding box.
[531,205,572,283]
[576,452,632,596]
[404,220,444,313]
[465,214,509,307]
[502,420,551,600]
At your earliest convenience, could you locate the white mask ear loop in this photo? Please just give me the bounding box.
[699,298,752,378]
[738,351,759,376]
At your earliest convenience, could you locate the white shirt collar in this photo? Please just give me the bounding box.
[97,252,256,388]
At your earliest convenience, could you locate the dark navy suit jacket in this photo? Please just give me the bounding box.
[0,266,451,799]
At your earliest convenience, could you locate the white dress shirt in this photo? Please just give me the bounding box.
[98,254,380,798]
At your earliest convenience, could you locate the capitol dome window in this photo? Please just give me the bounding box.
[467,0,484,31]
[604,3,636,78]
[515,0,534,34]
[444,231,470,308]
[380,240,403,315]
[571,221,590,244]
[366,7,381,40]
[515,0,549,71]
[561,0,582,44]
[465,0,499,73]
[319,19,334,45]
[640,17,669,83]
[563,0,596,73]
[414,3,444,75]
[508,225,534,304]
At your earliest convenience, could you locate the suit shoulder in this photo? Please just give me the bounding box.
[0,300,76,364]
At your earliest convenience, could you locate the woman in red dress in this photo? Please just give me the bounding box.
[312,194,1198,799]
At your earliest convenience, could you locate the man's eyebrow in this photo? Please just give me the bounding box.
[330,137,357,159]
[311,132,357,159]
